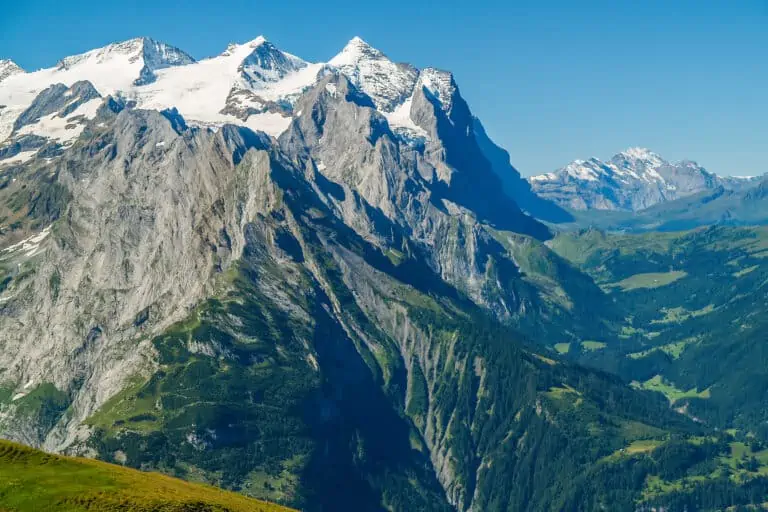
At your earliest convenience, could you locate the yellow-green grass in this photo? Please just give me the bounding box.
[627,337,699,360]
[548,230,681,267]
[641,474,713,500]
[651,304,715,324]
[607,271,688,292]
[733,265,759,278]
[639,438,768,500]
[624,439,663,454]
[532,353,557,366]
[0,439,294,512]
[553,343,570,354]
[544,385,584,410]
[545,384,581,399]
[633,375,710,404]
[385,248,406,266]
[717,442,768,478]
[601,439,664,464]
[581,340,607,351]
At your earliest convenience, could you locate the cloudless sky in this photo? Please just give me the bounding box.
[2,0,766,176]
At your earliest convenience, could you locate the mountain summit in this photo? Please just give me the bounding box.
[528,148,754,211]
[0,59,24,83]
[328,36,418,111]
[55,37,195,85]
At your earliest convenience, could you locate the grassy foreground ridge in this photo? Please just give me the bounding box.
[0,439,293,512]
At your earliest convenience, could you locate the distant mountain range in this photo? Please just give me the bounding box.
[528,147,760,212]
[558,178,768,232]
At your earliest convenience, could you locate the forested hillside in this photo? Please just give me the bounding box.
[551,226,768,438]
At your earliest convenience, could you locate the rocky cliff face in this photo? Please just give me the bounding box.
[0,103,279,448]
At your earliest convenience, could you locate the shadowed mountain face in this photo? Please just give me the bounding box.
[2,36,768,512]
[472,118,573,223]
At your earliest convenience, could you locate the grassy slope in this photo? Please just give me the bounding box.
[0,439,292,512]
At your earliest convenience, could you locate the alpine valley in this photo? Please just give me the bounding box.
[1,35,768,512]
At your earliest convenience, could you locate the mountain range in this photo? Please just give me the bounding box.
[528,147,759,212]
[2,35,768,511]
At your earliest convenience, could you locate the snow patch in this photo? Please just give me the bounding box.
[242,111,292,137]
[16,97,101,144]
[2,225,53,257]
[382,96,427,138]
[0,149,37,166]
[529,172,557,182]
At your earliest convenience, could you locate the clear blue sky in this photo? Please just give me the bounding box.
[2,0,766,176]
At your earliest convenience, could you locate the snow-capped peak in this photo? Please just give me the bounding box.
[238,38,308,84]
[329,36,385,66]
[53,37,194,86]
[621,147,657,159]
[246,35,268,48]
[533,148,669,186]
[0,34,456,145]
[528,148,737,211]
[610,147,666,179]
[615,147,665,167]
[329,36,418,112]
[0,60,24,83]
[557,158,607,182]
[221,36,269,56]
[56,37,191,69]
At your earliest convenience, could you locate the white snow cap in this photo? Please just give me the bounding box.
[619,147,664,162]
[0,59,25,82]
[222,35,268,55]
[0,34,459,143]
[55,37,194,71]
[328,36,383,65]
[329,36,418,112]
[530,148,669,184]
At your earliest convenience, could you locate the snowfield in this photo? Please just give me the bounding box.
[0,35,452,145]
